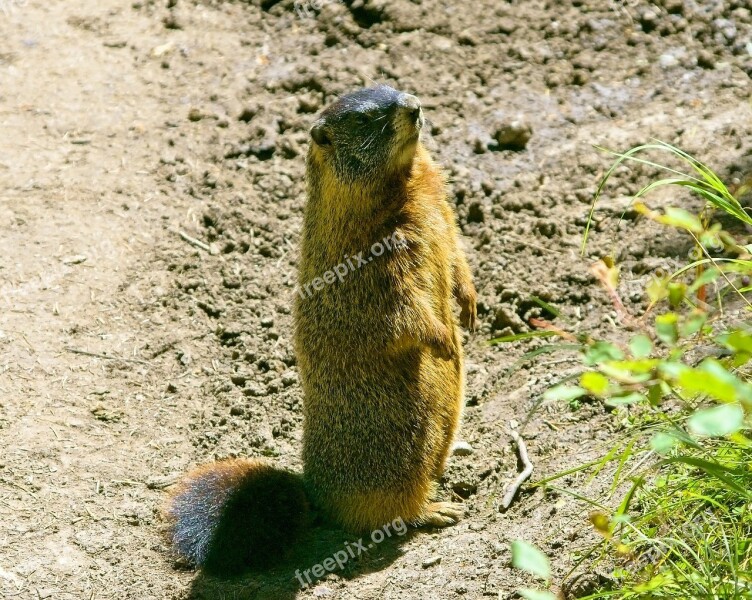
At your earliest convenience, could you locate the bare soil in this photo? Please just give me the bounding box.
[1,0,750,598]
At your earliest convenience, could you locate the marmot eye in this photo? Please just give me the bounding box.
[310,124,331,146]
[354,113,370,126]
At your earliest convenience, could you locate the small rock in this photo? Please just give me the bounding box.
[452,441,474,456]
[471,135,488,154]
[659,53,679,69]
[491,306,524,333]
[697,50,715,69]
[62,255,87,265]
[230,405,245,416]
[230,374,247,387]
[152,41,174,57]
[297,94,321,114]
[422,556,442,568]
[91,404,123,423]
[639,9,658,32]
[493,120,532,151]
[244,383,267,397]
[457,29,479,46]
[713,18,737,42]
[281,371,298,387]
[188,108,203,122]
[260,316,274,328]
[492,18,516,34]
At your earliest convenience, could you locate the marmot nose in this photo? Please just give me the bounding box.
[397,93,421,120]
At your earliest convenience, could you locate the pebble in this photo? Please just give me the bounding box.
[457,30,479,46]
[422,556,442,568]
[62,255,87,265]
[493,120,532,151]
[281,371,298,387]
[697,50,715,69]
[452,441,474,456]
[659,53,679,68]
[243,383,267,397]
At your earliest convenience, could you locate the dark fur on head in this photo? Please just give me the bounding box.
[308,84,424,185]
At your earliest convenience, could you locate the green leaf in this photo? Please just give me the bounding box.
[634,572,675,592]
[519,589,557,600]
[655,313,679,346]
[605,359,659,374]
[650,432,677,454]
[659,207,704,233]
[646,275,668,303]
[679,311,707,338]
[629,334,653,359]
[600,362,653,383]
[543,385,586,403]
[584,341,625,366]
[675,366,737,403]
[647,382,668,406]
[657,361,691,380]
[511,540,551,581]
[605,392,646,406]
[667,282,685,308]
[580,372,609,396]
[688,404,745,437]
[723,330,752,354]
[688,268,720,293]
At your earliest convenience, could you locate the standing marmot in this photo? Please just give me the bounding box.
[165,84,477,577]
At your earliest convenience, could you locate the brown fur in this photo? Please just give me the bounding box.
[296,118,476,531]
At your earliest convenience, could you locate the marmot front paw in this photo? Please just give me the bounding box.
[457,286,477,331]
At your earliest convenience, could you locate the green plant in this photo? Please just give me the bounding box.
[509,142,752,599]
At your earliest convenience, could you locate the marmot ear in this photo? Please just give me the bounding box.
[310,123,331,147]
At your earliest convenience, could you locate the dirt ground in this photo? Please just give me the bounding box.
[1,0,750,598]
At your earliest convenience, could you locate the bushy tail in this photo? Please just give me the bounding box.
[165,458,310,576]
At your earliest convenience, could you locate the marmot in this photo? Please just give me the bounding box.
[166,84,477,577]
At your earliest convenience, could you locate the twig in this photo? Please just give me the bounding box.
[3,479,37,499]
[500,429,534,511]
[176,230,217,255]
[64,347,149,366]
[149,339,179,359]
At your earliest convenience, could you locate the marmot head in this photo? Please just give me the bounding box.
[308,85,424,186]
